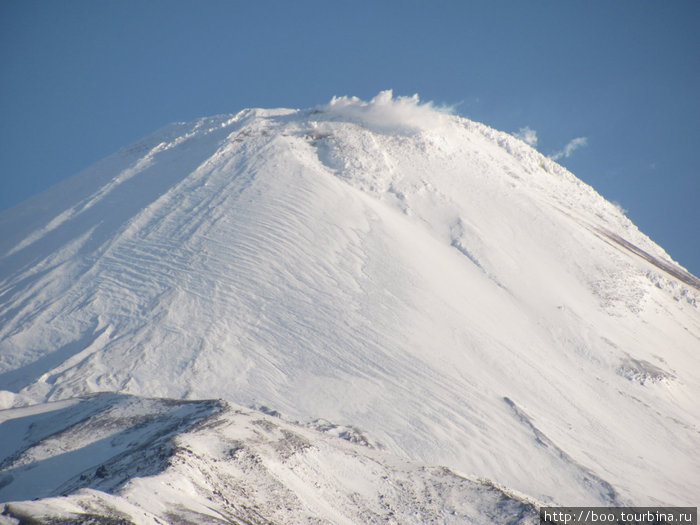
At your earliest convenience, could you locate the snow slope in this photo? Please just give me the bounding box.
[1,92,699,513]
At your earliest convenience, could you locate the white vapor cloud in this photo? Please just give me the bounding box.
[551,137,588,160]
[318,90,455,135]
[612,201,627,215]
[514,127,538,146]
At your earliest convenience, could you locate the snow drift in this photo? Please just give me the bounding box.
[1,92,699,520]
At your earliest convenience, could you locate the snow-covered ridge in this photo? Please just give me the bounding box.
[1,92,699,514]
[0,393,540,524]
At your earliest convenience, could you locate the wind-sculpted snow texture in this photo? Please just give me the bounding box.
[1,92,699,516]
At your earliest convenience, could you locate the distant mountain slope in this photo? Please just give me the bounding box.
[1,92,699,511]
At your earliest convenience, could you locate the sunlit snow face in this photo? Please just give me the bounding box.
[1,91,698,510]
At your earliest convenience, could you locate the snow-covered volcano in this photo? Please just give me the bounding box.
[1,92,699,519]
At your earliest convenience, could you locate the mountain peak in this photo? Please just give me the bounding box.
[1,94,699,512]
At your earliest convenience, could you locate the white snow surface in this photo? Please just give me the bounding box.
[1,91,699,511]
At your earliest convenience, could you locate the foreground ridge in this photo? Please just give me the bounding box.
[0,393,539,524]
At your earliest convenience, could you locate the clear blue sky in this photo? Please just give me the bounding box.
[1,0,698,275]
